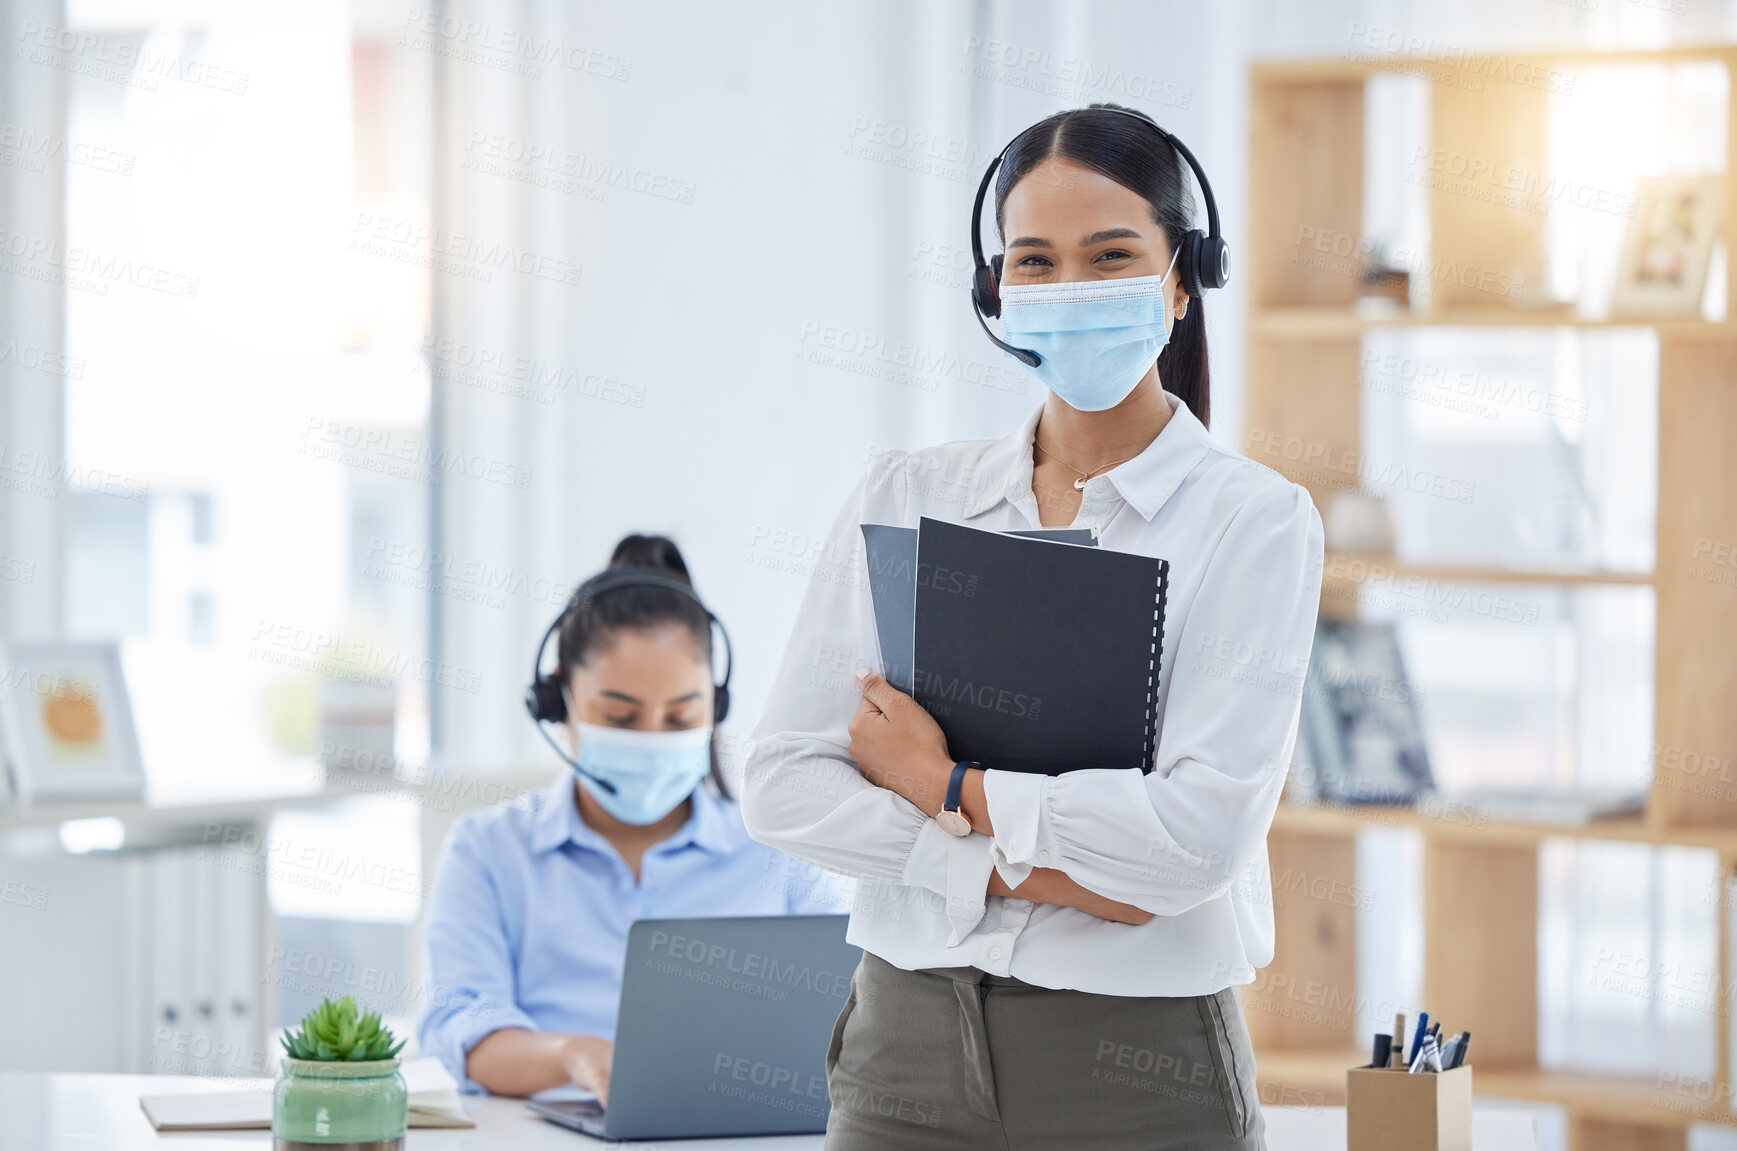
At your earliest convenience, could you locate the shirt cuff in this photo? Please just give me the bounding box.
[901,817,996,947]
[982,769,1053,889]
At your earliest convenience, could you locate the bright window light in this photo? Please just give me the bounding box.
[58,816,126,854]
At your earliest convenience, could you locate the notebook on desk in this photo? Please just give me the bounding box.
[138,1055,473,1129]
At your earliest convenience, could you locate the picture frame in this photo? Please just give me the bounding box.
[1293,619,1434,806]
[0,642,147,805]
[1610,174,1724,318]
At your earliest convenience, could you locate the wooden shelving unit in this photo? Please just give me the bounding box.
[1245,47,1737,1151]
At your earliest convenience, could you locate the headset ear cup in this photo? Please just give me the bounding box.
[971,267,996,319]
[979,256,1007,319]
[525,676,567,725]
[973,255,1003,319]
[1201,234,1230,290]
[1178,230,1205,299]
[713,684,730,725]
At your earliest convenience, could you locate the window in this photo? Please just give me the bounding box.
[59,4,435,806]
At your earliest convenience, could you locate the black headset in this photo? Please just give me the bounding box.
[524,567,734,792]
[970,106,1230,368]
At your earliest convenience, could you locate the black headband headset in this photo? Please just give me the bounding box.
[524,568,734,794]
[970,106,1229,368]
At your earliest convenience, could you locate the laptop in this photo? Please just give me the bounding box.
[527,914,859,1141]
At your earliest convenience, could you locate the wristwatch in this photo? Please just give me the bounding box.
[935,760,979,836]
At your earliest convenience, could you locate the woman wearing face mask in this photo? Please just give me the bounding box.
[743,104,1323,1150]
[417,534,841,1103]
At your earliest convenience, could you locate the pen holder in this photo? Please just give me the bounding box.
[1346,1063,1472,1151]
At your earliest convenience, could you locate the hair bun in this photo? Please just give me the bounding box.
[607,533,692,584]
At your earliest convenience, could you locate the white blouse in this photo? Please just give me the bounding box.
[741,389,1324,997]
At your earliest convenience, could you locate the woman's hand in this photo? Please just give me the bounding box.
[848,669,1151,928]
[847,669,953,816]
[465,1028,613,1099]
[990,866,1155,926]
[557,1034,614,1104]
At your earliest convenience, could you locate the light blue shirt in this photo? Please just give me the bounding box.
[417,772,846,1093]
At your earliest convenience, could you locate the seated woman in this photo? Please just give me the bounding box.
[417,534,840,1101]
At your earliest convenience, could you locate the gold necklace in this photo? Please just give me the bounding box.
[1034,437,1140,490]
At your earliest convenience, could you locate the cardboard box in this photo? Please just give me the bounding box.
[1347,1063,1472,1151]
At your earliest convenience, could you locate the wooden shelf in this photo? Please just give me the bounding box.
[1252,305,1737,341]
[1321,555,1653,588]
[1248,48,1737,1149]
[1272,800,1737,854]
[1252,1047,1737,1128]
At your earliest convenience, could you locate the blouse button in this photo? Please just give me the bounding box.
[1091,478,1109,494]
[1037,849,1051,864]
[988,945,1005,961]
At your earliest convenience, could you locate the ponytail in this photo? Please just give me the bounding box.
[1157,297,1210,428]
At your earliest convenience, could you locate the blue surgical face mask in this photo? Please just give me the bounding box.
[996,244,1182,412]
[572,721,713,825]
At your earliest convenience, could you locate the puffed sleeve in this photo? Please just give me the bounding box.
[980,480,1324,915]
[741,455,1000,946]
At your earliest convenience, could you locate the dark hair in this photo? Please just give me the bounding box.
[557,533,730,800]
[992,102,1211,427]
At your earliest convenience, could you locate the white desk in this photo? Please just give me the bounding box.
[2,1072,1541,1149]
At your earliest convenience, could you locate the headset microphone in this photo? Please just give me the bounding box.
[533,691,620,794]
[969,106,1230,367]
[968,161,1042,369]
[524,568,735,794]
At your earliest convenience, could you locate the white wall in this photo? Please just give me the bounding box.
[431,0,1737,771]
[429,0,1256,771]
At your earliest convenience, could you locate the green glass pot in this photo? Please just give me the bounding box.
[272,1057,408,1151]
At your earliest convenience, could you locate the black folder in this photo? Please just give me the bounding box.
[861,523,1094,694]
[911,516,1169,775]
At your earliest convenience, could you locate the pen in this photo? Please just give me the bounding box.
[1451,1031,1470,1069]
[1390,1013,1407,1068]
[1409,1011,1431,1066]
[1371,1033,1391,1069]
[1408,1033,1442,1074]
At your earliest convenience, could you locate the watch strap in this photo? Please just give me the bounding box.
[944,760,978,814]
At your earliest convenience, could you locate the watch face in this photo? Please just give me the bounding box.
[936,809,972,837]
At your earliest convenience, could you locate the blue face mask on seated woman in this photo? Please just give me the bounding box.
[571,721,714,825]
[996,242,1181,412]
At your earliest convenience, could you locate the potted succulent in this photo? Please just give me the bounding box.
[272,996,409,1150]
